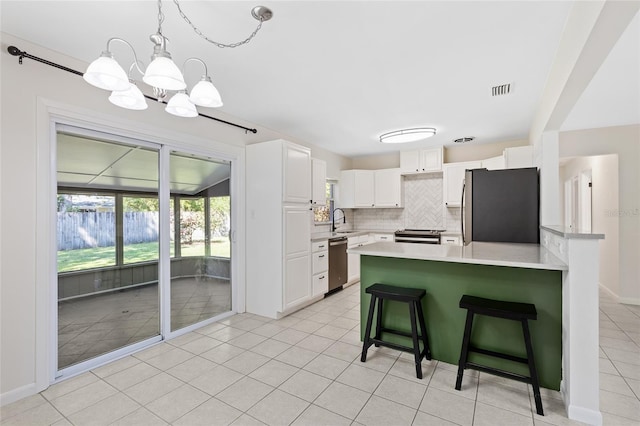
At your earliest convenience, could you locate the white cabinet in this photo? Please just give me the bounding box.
[400,147,443,174]
[347,234,375,283]
[481,155,505,170]
[311,240,328,296]
[354,170,375,207]
[374,168,403,207]
[283,143,312,203]
[443,161,481,207]
[246,139,313,318]
[339,169,402,208]
[311,158,327,206]
[504,146,534,169]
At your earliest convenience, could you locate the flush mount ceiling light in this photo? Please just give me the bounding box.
[83,0,273,116]
[380,128,437,144]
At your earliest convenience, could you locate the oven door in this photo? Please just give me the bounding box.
[394,235,440,244]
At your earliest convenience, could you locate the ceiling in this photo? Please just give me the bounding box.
[57,133,230,194]
[2,1,638,158]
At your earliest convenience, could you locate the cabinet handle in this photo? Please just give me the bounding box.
[319,275,325,280]
[318,245,325,249]
[371,204,375,207]
[415,168,419,172]
[319,254,325,258]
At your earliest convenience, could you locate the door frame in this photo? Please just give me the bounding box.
[36,99,245,388]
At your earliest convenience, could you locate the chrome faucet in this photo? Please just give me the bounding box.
[331,208,346,233]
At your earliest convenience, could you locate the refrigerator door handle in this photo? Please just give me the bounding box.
[461,180,465,244]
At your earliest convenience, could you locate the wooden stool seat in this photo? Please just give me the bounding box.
[455,295,544,416]
[361,283,431,379]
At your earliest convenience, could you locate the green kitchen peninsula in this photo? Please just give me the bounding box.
[350,241,567,390]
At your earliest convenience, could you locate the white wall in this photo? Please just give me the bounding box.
[560,125,640,304]
[560,155,620,296]
[0,33,351,402]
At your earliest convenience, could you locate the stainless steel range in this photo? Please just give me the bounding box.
[394,229,444,244]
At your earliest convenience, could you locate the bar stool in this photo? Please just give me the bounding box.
[361,283,431,379]
[455,294,544,416]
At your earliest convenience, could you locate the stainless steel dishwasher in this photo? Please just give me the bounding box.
[328,237,348,293]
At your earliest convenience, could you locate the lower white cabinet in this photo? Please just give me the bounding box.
[311,240,328,296]
[283,206,312,311]
[347,234,375,283]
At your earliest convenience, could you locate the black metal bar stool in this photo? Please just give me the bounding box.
[455,294,544,416]
[361,283,431,379]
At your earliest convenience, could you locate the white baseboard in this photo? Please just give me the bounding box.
[618,296,640,306]
[599,283,619,299]
[0,383,37,407]
[598,283,640,306]
[567,404,603,426]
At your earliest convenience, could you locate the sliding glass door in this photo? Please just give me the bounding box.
[56,132,161,369]
[55,129,233,372]
[169,151,232,332]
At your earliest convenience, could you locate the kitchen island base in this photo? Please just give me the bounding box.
[359,255,562,390]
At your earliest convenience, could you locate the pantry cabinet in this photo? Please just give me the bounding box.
[246,139,314,318]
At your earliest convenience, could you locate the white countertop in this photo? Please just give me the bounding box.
[541,225,604,240]
[311,229,396,241]
[348,241,567,271]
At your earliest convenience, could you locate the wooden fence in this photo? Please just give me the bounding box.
[57,212,159,250]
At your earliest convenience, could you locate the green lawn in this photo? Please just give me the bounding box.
[58,239,230,272]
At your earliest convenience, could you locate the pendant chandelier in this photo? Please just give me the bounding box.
[83,0,273,117]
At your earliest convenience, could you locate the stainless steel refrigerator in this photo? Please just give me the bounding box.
[462,167,539,245]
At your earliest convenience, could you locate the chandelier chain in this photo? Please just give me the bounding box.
[157,0,165,35]
[172,0,265,48]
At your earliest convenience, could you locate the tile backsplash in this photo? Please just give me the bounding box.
[350,174,457,231]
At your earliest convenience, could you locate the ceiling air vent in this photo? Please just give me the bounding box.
[453,137,475,144]
[491,83,511,96]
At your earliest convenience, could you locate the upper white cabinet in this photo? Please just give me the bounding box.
[354,170,375,207]
[340,169,402,208]
[504,146,534,169]
[443,161,481,207]
[311,158,327,206]
[481,155,505,170]
[246,139,313,319]
[400,147,443,174]
[283,143,312,203]
[374,168,403,207]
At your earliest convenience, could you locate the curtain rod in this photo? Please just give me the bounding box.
[7,45,258,134]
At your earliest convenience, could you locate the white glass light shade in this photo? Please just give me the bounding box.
[83,53,130,91]
[165,92,198,117]
[108,83,148,110]
[143,56,187,91]
[380,128,437,144]
[189,77,223,107]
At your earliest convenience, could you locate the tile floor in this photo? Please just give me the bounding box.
[2,283,639,425]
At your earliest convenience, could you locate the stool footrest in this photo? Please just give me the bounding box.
[465,362,533,384]
[368,338,428,358]
[380,327,420,340]
[469,346,529,365]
